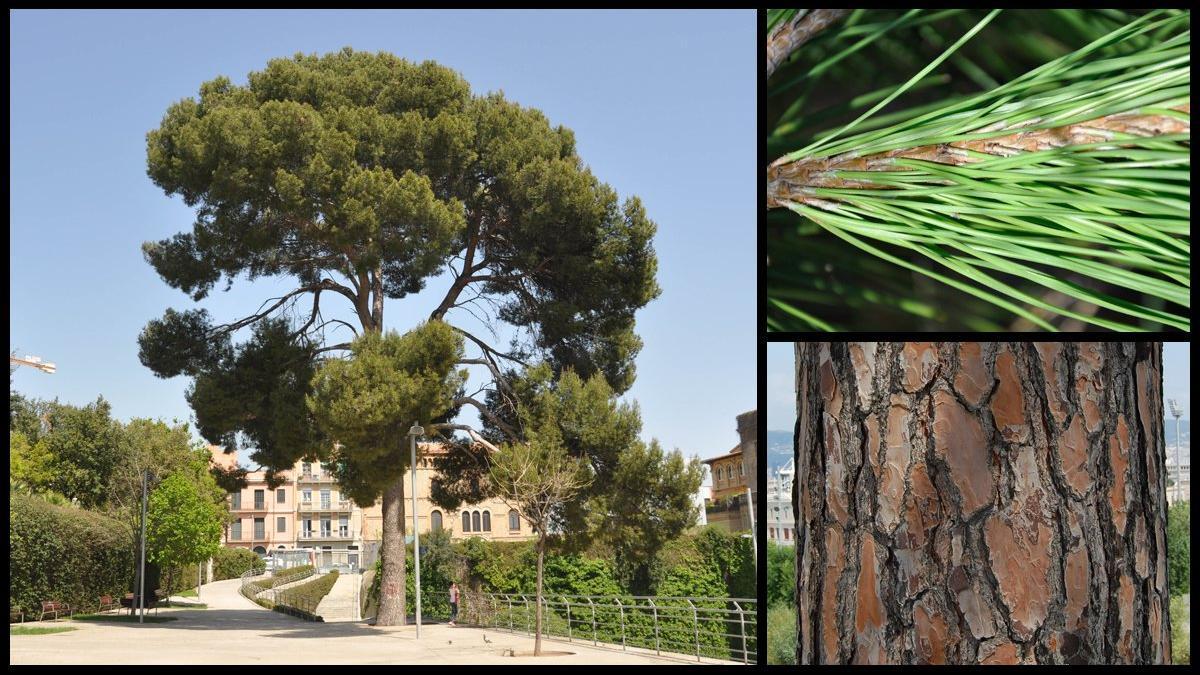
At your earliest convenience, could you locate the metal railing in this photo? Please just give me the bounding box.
[240,567,321,614]
[461,592,756,664]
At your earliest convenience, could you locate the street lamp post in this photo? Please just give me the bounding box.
[773,468,782,545]
[139,470,149,623]
[1168,400,1183,502]
[408,422,423,638]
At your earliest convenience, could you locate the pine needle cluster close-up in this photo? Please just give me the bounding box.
[767,9,1190,332]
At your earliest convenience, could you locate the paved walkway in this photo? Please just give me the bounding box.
[10,579,732,665]
[315,572,360,622]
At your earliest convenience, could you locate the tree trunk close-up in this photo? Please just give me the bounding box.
[794,342,1171,665]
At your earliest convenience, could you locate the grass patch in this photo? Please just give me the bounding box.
[71,614,178,623]
[10,625,78,635]
[766,603,797,665]
[1170,595,1189,664]
[178,588,198,598]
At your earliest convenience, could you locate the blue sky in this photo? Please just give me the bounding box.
[767,342,1191,431]
[9,10,755,467]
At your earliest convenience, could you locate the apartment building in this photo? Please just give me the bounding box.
[210,448,297,554]
[359,442,535,544]
[209,441,535,556]
[701,410,758,533]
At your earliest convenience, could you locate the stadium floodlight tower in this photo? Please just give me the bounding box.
[1168,399,1183,501]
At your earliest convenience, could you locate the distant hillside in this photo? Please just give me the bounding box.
[767,430,791,473]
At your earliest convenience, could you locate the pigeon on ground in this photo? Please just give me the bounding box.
[483,634,492,644]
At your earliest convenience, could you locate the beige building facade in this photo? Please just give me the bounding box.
[209,442,534,554]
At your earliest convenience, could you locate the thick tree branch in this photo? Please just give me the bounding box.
[767,9,850,79]
[431,423,501,454]
[454,395,520,440]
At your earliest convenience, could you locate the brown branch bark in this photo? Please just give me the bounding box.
[767,9,850,79]
[768,105,1191,208]
[795,342,1171,664]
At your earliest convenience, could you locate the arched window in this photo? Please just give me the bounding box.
[509,510,520,531]
[253,546,266,555]
[482,511,491,532]
[472,511,481,532]
[462,511,471,532]
[431,510,443,532]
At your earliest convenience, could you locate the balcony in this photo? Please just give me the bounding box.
[297,500,353,513]
[297,472,337,483]
[299,530,354,541]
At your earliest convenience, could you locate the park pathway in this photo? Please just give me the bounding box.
[315,572,360,622]
[12,579,728,665]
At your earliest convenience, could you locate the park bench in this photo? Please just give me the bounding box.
[39,600,71,621]
[10,608,24,623]
[98,595,118,612]
[121,591,159,616]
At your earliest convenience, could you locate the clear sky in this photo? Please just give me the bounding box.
[9,10,756,467]
[767,342,1191,431]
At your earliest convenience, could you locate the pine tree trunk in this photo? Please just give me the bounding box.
[794,342,1172,664]
[376,474,408,626]
[535,535,545,656]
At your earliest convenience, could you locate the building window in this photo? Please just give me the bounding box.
[338,516,349,538]
[302,489,312,505]
[277,488,286,503]
[320,489,331,509]
[302,519,313,539]
[253,546,266,555]
[254,490,265,510]
[231,520,242,540]
[472,511,481,532]
[740,464,744,477]
[431,510,443,532]
[769,527,775,539]
[509,510,520,531]
[320,518,331,538]
[277,517,287,533]
[253,518,265,539]
[462,511,471,532]
[482,511,491,532]
[784,528,791,541]
[302,462,311,477]
[231,492,241,510]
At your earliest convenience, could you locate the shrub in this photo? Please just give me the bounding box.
[275,570,339,620]
[261,565,314,589]
[1169,594,1189,665]
[9,493,133,617]
[767,603,797,665]
[1167,500,1189,596]
[212,547,264,581]
[766,541,794,608]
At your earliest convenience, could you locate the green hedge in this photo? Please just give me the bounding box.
[10,493,134,617]
[212,547,264,581]
[261,565,314,589]
[274,570,339,621]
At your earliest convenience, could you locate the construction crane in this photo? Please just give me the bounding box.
[9,354,56,374]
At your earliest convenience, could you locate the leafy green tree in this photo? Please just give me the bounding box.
[9,431,54,494]
[146,473,224,596]
[137,48,659,626]
[599,439,705,594]
[307,321,465,624]
[489,418,592,655]
[1167,499,1189,596]
[766,541,795,608]
[108,419,229,583]
[767,603,798,665]
[35,397,124,508]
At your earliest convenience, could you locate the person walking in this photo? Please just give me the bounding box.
[448,582,460,627]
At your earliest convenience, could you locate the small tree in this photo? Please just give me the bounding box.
[307,321,465,625]
[147,473,223,598]
[489,420,591,655]
[600,439,705,594]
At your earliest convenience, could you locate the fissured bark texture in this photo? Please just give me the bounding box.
[794,342,1171,665]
